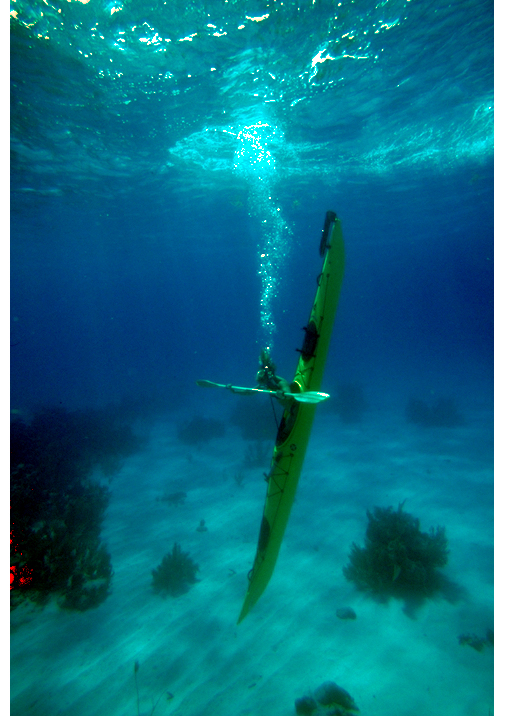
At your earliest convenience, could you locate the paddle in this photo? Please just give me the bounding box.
[196,379,330,404]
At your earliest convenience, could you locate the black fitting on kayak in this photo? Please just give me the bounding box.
[296,320,319,361]
[320,210,337,257]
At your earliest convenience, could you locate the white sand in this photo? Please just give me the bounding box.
[10,406,494,716]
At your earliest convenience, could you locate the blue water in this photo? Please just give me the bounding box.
[11,0,493,415]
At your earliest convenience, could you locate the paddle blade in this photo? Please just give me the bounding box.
[293,391,330,403]
[196,379,221,388]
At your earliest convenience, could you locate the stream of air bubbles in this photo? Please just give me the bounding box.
[233,122,291,352]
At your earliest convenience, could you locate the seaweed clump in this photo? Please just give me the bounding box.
[458,629,494,652]
[10,405,144,611]
[295,680,359,715]
[152,543,199,596]
[243,440,271,467]
[343,503,449,609]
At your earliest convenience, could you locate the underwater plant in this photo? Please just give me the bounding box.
[10,460,113,610]
[133,659,173,716]
[458,629,494,652]
[10,405,144,610]
[295,680,359,715]
[243,439,271,467]
[233,470,246,487]
[343,503,450,608]
[59,542,113,611]
[405,396,464,427]
[151,543,199,596]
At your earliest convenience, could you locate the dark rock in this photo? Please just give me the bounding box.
[336,607,357,620]
[159,491,187,506]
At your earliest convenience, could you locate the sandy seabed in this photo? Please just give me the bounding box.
[10,405,494,716]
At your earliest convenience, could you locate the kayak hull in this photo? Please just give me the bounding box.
[238,214,345,622]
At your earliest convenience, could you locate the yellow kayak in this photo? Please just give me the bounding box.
[237,211,345,622]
